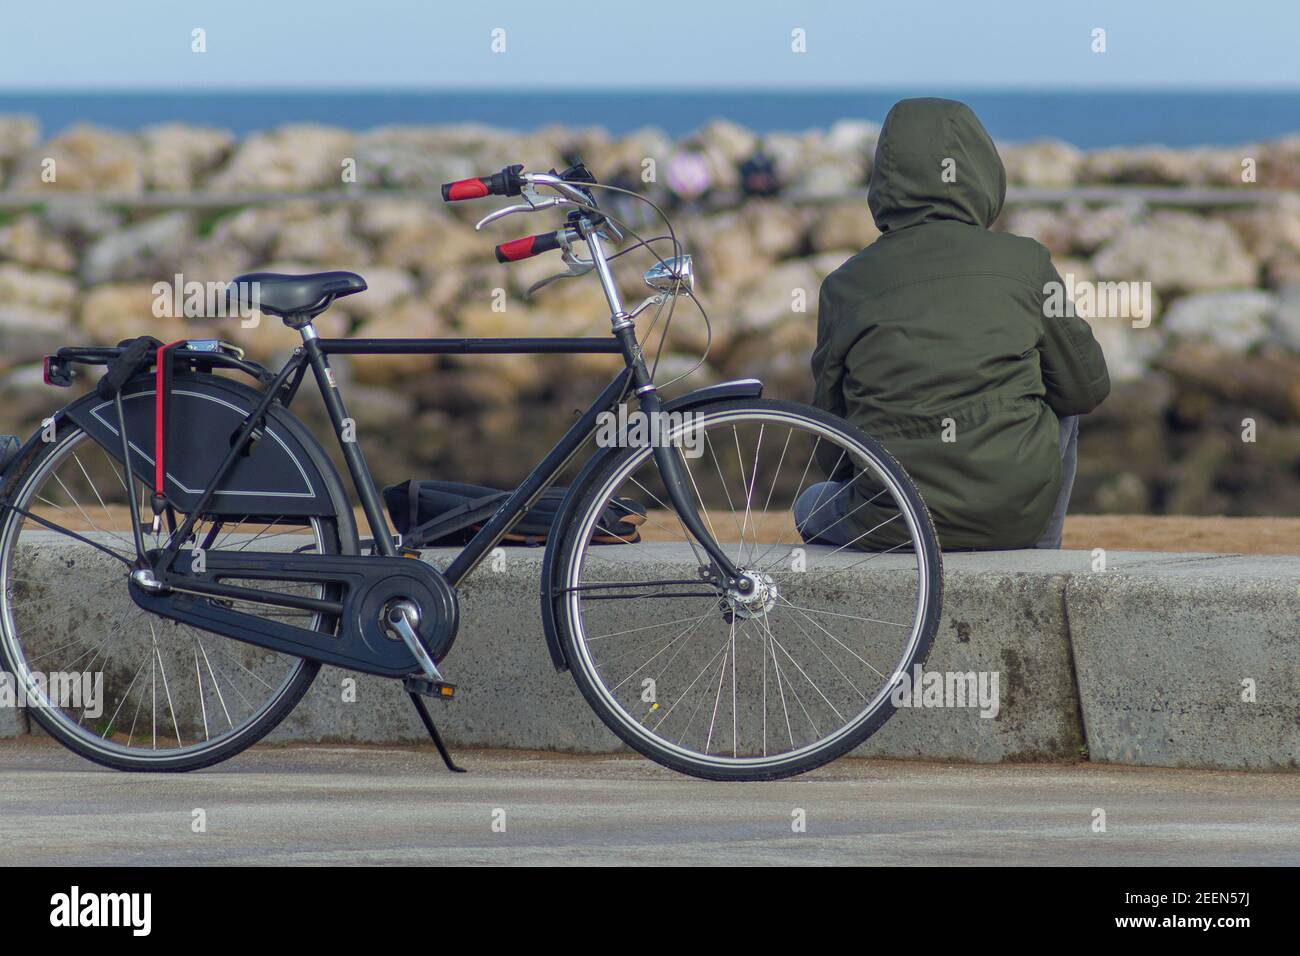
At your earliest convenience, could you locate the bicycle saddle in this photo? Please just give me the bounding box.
[230,271,367,320]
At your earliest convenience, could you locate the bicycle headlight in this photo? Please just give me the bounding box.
[644,255,694,294]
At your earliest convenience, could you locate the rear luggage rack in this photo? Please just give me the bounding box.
[44,341,276,388]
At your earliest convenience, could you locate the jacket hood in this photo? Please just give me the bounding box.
[868,98,1006,233]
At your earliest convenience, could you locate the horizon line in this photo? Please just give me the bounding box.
[4,84,1300,96]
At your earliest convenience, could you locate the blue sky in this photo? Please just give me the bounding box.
[1,0,1296,90]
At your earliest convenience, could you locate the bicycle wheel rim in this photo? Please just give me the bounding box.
[561,403,936,774]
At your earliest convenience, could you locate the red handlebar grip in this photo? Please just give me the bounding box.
[442,177,491,201]
[496,232,562,263]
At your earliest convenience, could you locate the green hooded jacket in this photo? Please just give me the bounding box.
[812,98,1110,549]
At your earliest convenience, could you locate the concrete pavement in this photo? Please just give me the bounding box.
[1,739,1296,866]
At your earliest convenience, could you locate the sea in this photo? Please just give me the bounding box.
[1,90,1298,147]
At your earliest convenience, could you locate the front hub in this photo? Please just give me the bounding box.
[726,570,778,620]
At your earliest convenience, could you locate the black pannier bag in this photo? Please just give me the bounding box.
[383,480,646,548]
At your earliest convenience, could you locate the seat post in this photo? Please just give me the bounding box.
[297,328,398,558]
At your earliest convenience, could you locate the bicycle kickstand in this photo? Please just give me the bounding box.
[407,692,467,773]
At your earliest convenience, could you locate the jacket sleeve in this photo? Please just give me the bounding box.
[811,282,855,480]
[1036,251,1111,416]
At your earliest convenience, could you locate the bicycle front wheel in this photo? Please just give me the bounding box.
[552,399,942,781]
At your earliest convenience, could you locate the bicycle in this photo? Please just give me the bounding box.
[0,162,942,781]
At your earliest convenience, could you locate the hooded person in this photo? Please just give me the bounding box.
[802,97,1110,550]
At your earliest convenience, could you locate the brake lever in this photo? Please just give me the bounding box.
[474,197,568,230]
[474,185,572,231]
[523,239,596,300]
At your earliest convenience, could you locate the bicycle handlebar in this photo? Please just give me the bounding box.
[441,164,525,202]
[495,229,567,263]
[446,162,613,267]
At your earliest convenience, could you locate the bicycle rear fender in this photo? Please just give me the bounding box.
[539,378,763,672]
[57,371,355,522]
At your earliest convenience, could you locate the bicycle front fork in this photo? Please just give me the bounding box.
[614,328,748,593]
[591,224,748,594]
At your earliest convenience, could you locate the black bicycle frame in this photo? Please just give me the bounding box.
[314,335,632,584]
[146,325,743,596]
[290,333,744,588]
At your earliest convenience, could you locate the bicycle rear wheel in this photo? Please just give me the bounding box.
[551,399,942,781]
[0,423,351,771]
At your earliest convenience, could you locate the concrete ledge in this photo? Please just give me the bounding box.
[273,546,1088,762]
[0,673,26,738]
[5,537,1297,769]
[273,547,1299,770]
[1066,554,1299,770]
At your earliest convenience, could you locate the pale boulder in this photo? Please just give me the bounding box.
[999,140,1082,188]
[1078,313,1160,384]
[688,202,808,295]
[1092,212,1258,293]
[731,260,821,333]
[6,124,144,194]
[329,266,417,320]
[41,204,124,242]
[1079,146,1198,185]
[743,199,809,260]
[206,202,322,260]
[722,315,817,398]
[688,119,759,191]
[0,115,40,167]
[80,282,186,345]
[206,125,355,193]
[807,249,858,281]
[354,199,440,244]
[1260,135,1300,189]
[346,298,444,383]
[80,211,194,284]
[998,206,1074,254]
[1161,289,1276,352]
[582,126,674,182]
[352,124,537,190]
[271,207,370,264]
[0,304,73,368]
[0,363,57,428]
[1221,194,1300,288]
[444,306,549,396]
[1183,145,1263,187]
[0,263,78,311]
[1069,202,1143,254]
[140,124,234,191]
[376,211,482,277]
[1274,283,1300,353]
[763,130,867,198]
[0,215,77,271]
[808,203,879,253]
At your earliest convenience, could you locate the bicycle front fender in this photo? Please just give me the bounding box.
[538,378,763,672]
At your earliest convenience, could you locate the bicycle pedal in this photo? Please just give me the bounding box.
[404,676,457,700]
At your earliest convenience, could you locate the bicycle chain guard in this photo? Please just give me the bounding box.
[130,550,460,677]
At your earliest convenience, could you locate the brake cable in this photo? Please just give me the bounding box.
[530,180,714,390]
